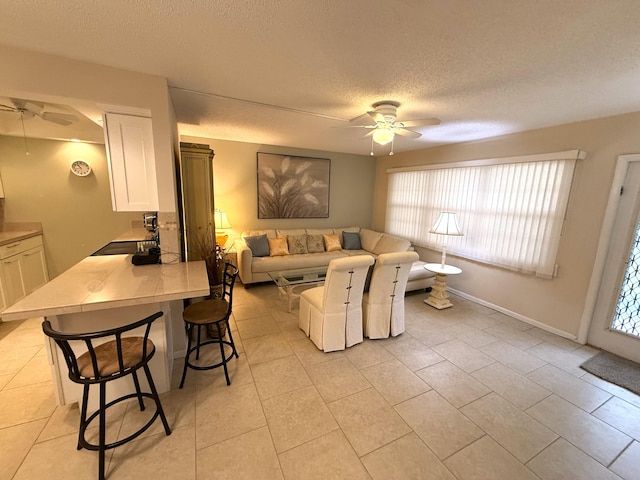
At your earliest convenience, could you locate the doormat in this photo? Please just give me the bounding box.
[580,351,640,396]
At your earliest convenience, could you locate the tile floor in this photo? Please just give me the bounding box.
[1,283,640,479]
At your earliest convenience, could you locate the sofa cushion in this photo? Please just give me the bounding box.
[342,231,362,250]
[277,229,306,238]
[323,233,342,252]
[307,234,325,253]
[244,229,277,239]
[252,251,348,273]
[287,234,308,254]
[359,228,384,252]
[373,233,412,254]
[268,237,289,256]
[306,228,334,236]
[245,234,270,257]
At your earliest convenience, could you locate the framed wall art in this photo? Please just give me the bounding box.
[257,152,330,219]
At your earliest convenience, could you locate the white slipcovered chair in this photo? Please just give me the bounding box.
[299,255,375,352]
[363,251,419,339]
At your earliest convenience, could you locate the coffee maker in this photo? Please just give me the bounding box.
[132,212,161,265]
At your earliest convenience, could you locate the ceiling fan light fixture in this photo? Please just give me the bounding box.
[372,127,394,145]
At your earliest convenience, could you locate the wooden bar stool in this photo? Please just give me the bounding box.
[179,262,239,388]
[42,311,171,480]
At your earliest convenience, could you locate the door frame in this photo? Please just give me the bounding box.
[578,153,640,343]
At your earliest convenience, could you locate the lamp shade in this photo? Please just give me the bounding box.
[430,212,463,236]
[213,209,231,229]
[372,128,394,145]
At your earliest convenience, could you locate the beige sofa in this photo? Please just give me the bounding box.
[236,227,434,291]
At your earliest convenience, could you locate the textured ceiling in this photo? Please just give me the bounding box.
[2,0,640,155]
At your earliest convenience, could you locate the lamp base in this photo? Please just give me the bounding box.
[215,233,228,248]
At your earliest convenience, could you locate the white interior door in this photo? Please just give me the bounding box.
[588,158,640,363]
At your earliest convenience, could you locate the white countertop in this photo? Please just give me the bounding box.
[0,229,41,246]
[1,255,210,321]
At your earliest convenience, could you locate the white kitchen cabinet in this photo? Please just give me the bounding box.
[103,112,159,212]
[0,235,49,309]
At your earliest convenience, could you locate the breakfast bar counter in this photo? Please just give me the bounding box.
[1,255,210,407]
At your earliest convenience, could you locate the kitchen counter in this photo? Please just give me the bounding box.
[1,255,209,321]
[0,229,42,246]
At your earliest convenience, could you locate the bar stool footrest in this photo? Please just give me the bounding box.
[184,339,237,371]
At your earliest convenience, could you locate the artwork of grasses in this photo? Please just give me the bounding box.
[257,153,330,218]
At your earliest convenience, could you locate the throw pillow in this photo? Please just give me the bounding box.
[244,234,270,257]
[323,233,342,252]
[287,234,308,254]
[268,237,290,256]
[307,234,325,253]
[342,231,362,250]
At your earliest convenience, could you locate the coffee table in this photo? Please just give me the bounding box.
[268,266,329,312]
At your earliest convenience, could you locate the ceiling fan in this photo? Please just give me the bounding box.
[348,101,440,155]
[0,98,79,126]
[0,98,79,155]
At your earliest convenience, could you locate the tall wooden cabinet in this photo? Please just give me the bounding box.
[179,143,215,261]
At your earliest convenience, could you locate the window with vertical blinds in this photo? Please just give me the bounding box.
[385,150,584,277]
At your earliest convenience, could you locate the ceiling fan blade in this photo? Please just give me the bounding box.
[349,112,377,126]
[362,130,375,138]
[0,104,16,112]
[397,117,441,128]
[367,110,385,123]
[22,101,45,115]
[392,127,422,139]
[40,112,78,126]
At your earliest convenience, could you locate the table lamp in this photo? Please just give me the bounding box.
[430,212,463,268]
[213,209,232,247]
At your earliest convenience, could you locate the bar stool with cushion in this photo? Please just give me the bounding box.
[179,262,239,388]
[42,311,171,480]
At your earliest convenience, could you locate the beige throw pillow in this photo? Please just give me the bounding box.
[287,234,308,254]
[268,237,290,256]
[307,234,325,253]
[323,233,342,252]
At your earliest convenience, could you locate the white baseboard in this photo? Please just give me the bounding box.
[448,287,580,342]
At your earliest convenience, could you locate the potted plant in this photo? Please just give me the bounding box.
[191,224,225,298]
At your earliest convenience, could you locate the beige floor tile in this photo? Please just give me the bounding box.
[361,358,430,405]
[277,318,309,342]
[263,385,338,453]
[444,436,539,480]
[581,372,640,409]
[488,313,535,331]
[527,327,582,351]
[328,387,411,456]
[395,390,484,459]
[0,381,56,429]
[289,337,345,367]
[243,332,294,365]
[191,352,254,389]
[252,354,312,400]
[306,357,371,402]
[431,339,495,373]
[610,441,640,480]
[195,382,266,450]
[237,315,281,340]
[361,432,456,480]
[108,424,195,480]
[197,426,284,480]
[0,326,46,349]
[232,302,272,321]
[484,323,542,350]
[527,394,632,465]
[527,364,612,412]
[471,362,551,410]
[459,311,504,330]
[406,323,457,348]
[0,344,40,376]
[383,336,445,371]
[593,396,640,440]
[527,438,622,480]
[344,340,395,369]
[479,340,547,374]
[446,322,499,348]
[279,429,370,480]
[416,360,490,408]
[0,418,46,480]
[4,354,52,389]
[461,392,557,462]
[12,431,107,480]
[526,342,586,377]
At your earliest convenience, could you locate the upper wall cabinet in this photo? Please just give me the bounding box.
[103,112,159,212]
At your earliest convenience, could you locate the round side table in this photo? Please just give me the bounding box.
[423,263,462,310]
